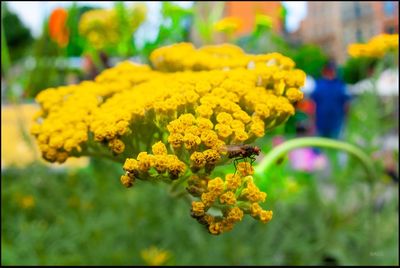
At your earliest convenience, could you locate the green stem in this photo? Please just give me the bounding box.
[84,151,124,164]
[170,172,190,194]
[254,137,377,182]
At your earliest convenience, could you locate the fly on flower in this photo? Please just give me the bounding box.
[220,144,261,173]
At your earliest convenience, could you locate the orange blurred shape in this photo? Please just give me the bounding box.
[296,99,315,115]
[49,8,69,47]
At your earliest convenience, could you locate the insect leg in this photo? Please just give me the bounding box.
[243,157,249,173]
[250,156,256,166]
[233,158,242,175]
[233,157,246,175]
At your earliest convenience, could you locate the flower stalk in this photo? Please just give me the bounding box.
[255,137,377,182]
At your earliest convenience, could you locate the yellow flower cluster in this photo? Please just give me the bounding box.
[30,62,161,163]
[32,43,305,234]
[79,4,147,50]
[190,162,272,235]
[348,33,399,58]
[150,42,297,72]
[121,141,187,185]
[213,16,243,34]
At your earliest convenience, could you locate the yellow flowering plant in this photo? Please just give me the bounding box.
[344,33,398,84]
[31,43,375,235]
[347,33,399,59]
[79,3,147,58]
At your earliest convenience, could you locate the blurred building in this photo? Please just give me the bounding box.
[374,1,399,33]
[296,1,398,64]
[224,1,284,35]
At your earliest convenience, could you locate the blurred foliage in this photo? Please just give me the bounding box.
[343,50,398,84]
[140,2,193,63]
[192,2,225,45]
[235,18,328,80]
[2,4,86,101]
[345,71,398,164]
[23,19,82,99]
[292,45,328,79]
[2,151,398,265]
[284,110,310,136]
[114,3,133,56]
[236,18,291,55]
[1,2,33,64]
[279,5,288,31]
[113,2,147,57]
[78,3,146,58]
[342,57,378,84]
[65,4,96,57]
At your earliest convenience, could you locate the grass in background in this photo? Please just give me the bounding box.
[2,156,398,265]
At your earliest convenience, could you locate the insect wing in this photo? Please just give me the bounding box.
[225,144,246,158]
[225,144,244,152]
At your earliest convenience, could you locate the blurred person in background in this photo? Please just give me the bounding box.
[311,60,351,139]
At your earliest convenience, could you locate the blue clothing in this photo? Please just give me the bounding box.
[311,78,350,139]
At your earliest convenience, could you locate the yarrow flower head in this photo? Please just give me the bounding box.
[31,43,305,235]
